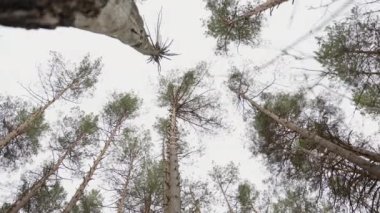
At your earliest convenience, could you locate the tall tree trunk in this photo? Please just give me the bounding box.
[165,106,181,213]
[162,138,169,212]
[6,132,85,213]
[62,122,122,213]
[217,183,234,213]
[238,92,380,179]
[116,163,134,213]
[229,0,288,25]
[0,0,159,56]
[0,83,73,150]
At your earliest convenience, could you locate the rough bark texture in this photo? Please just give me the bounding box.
[164,106,181,213]
[0,84,71,150]
[6,133,84,213]
[239,92,380,179]
[0,0,159,56]
[0,0,107,29]
[62,122,122,213]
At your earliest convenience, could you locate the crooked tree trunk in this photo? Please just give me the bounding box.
[0,0,159,56]
[0,81,74,150]
[116,163,134,213]
[62,121,123,213]
[237,92,380,179]
[6,133,85,213]
[164,106,181,213]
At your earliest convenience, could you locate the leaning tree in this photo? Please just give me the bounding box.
[0,0,175,64]
[228,70,380,211]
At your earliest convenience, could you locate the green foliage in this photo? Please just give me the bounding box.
[204,0,262,53]
[181,179,213,212]
[209,162,239,189]
[316,8,380,114]
[252,92,306,164]
[0,96,48,168]
[237,182,259,213]
[45,51,103,101]
[125,160,164,212]
[72,189,103,213]
[270,186,330,213]
[55,109,99,149]
[353,87,380,114]
[103,92,140,125]
[21,180,67,213]
[158,62,221,130]
[0,203,11,213]
[119,128,151,160]
[251,91,380,211]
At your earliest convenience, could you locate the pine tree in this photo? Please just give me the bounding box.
[236,181,259,213]
[209,162,239,213]
[0,52,102,159]
[107,128,152,213]
[5,110,98,213]
[181,179,213,213]
[62,92,140,213]
[0,96,48,168]
[158,63,221,212]
[204,0,289,53]
[316,8,380,114]
[227,70,380,211]
[1,178,66,213]
[72,189,103,213]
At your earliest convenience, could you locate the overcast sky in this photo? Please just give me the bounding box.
[1,0,375,211]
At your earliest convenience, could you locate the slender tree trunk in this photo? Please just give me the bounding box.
[163,138,169,212]
[6,132,85,213]
[116,163,134,213]
[347,49,380,56]
[0,0,159,56]
[143,197,152,213]
[217,183,234,213]
[229,0,288,25]
[165,105,181,213]
[0,83,72,150]
[238,92,380,179]
[62,121,122,213]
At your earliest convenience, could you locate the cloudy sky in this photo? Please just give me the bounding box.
[1,0,373,211]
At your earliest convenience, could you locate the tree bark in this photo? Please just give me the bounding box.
[62,120,122,213]
[238,92,380,180]
[0,0,159,56]
[6,133,85,213]
[0,82,73,150]
[116,163,134,213]
[229,0,288,25]
[164,105,181,213]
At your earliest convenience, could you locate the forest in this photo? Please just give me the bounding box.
[0,0,379,212]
